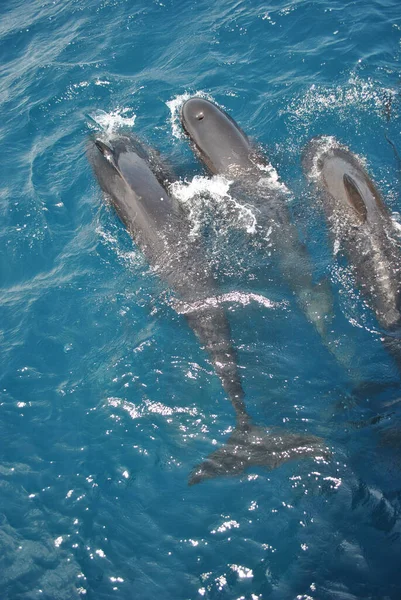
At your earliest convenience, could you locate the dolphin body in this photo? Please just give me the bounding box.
[180,97,334,343]
[302,136,401,369]
[88,133,323,484]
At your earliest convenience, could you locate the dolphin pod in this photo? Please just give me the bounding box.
[87,97,400,484]
[87,133,324,485]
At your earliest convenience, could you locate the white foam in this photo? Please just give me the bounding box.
[256,161,290,194]
[170,174,232,204]
[166,92,192,140]
[87,108,136,135]
[170,175,258,235]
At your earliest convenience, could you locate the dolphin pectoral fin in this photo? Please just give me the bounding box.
[188,424,328,485]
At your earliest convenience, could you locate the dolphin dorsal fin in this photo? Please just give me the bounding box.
[343,173,368,222]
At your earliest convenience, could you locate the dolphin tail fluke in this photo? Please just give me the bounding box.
[188,423,327,485]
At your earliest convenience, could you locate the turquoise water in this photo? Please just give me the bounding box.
[1,0,401,598]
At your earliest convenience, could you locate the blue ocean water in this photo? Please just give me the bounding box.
[1,0,401,598]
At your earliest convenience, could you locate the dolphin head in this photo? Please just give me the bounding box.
[180,97,255,175]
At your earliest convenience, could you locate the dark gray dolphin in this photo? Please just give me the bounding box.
[88,133,324,484]
[181,97,258,175]
[302,136,401,368]
[181,97,334,340]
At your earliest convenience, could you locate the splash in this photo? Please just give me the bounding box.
[170,175,258,236]
[166,92,193,140]
[87,108,136,135]
[256,161,290,194]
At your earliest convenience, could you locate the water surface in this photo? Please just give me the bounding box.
[1,0,401,598]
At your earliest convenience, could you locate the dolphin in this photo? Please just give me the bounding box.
[302,136,401,368]
[88,133,324,484]
[180,97,334,341]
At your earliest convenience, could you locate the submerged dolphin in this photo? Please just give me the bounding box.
[88,133,324,484]
[302,136,401,367]
[180,97,334,341]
